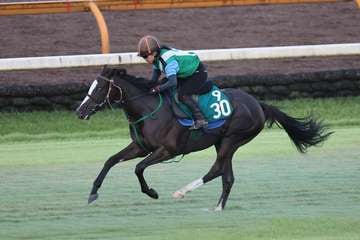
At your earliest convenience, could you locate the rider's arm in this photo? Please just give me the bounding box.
[158,60,179,91]
[151,66,161,83]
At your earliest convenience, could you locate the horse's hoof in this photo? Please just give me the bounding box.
[172,191,185,199]
[146,188,159,199]
[88,193,99,204]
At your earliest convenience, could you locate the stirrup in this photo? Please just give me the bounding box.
[189,119,208,130]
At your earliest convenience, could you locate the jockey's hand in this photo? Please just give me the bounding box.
[158,77,168,84]
[149,85,161,94]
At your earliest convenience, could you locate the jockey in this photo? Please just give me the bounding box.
[137,35,213,130]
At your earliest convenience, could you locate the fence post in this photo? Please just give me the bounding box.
[88,1,110,54]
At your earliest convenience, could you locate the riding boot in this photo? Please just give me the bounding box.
[181,95,208,130]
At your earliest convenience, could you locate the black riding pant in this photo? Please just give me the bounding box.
[177,63,212,120]
[177,62,212,100]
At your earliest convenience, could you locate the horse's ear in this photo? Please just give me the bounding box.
[100,65,116,78]
[100,65,109,75]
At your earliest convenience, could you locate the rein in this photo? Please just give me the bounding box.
[99,75,148,106]
[128,93,163,124]
[123,93,150,103]
[98,74,164,151]
[99,74,164,124]
[128,93,163,152]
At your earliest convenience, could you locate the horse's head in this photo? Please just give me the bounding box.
[76,66,125,120]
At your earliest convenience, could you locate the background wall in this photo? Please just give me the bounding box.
[1,68,359,111]
[1,2,360,111]
[214,68,360,99]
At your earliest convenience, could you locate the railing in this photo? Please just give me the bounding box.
[1,43,360,71]
[0,0,359,71]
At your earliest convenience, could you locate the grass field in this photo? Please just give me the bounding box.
[0,127,359,239]
[0,97,359,239]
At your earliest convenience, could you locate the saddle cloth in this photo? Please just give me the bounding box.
[166,85,233,129]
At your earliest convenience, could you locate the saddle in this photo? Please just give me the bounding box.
[165,85,233,129]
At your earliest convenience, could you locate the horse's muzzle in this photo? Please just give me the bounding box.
[75,107,90,120]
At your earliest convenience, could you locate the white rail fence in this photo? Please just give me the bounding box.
[1,43,360,71]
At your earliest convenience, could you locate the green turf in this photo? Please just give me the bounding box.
[0,127,359,240]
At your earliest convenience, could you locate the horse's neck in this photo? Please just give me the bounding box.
[123,94,162,122]
[117,75,169,122]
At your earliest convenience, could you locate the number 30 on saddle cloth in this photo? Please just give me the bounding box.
[169,85,233,129]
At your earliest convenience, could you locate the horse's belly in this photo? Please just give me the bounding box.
[181,132,220,154]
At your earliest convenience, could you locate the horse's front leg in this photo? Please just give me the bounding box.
[89,142,148,204]
[135,146,173,199]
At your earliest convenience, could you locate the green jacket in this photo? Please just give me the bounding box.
[154,48,200,78]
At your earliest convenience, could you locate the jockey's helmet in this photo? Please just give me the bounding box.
[137,35,161,58]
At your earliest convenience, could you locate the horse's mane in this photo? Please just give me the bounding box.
[113,68,157,91]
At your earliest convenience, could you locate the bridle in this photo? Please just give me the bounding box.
[85,73,164,151]
[91,75,122,113]
[97,75,124,105]
[85,73,163,125]
[95,74,149,108]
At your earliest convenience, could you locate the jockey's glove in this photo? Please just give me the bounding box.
[149,85,161,94]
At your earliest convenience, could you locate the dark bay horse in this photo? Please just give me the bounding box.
[76,66,331,211]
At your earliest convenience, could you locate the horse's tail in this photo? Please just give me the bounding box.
[260,102,333,153]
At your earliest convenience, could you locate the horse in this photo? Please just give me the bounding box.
[76,66,331,211]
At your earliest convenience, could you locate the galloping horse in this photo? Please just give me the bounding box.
[76,66,331,211]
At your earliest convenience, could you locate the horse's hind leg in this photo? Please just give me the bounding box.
[173,138,240,211]
[214,159,234,211]
[208,141,238,211]
[172,153,221,199]
[173,140,236,202]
